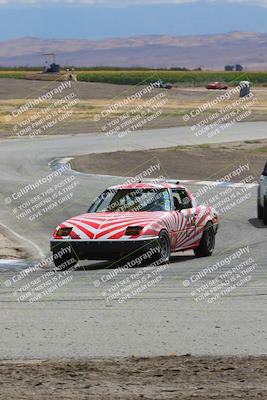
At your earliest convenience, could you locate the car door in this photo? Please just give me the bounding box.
[171,189,198,250]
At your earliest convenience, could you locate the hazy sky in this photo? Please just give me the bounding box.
[1,0,267,40]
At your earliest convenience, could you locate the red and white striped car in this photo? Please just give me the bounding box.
[50,182,219,268]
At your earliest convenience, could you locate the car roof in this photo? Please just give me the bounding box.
[108,181,187,190]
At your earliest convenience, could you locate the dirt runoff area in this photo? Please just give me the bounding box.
[0,355,266,400]
[71,140,267,182]
[0,226,28,259]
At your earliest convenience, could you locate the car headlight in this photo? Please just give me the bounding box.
[56,227,72,237]
[125,226,143,236]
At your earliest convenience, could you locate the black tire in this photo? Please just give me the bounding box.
[53,251,78,270]
[155,230,171,264]
[263,197,267,226]
[257,186,263,220]
[194,222,215,257]
[258,199,263,220]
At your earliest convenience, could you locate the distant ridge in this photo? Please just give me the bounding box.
[1,32,267,70]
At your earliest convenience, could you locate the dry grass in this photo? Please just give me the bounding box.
[1,86,267,135]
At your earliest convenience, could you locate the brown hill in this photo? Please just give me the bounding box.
[0,32,267,70]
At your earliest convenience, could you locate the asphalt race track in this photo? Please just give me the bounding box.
[0,122,266,359]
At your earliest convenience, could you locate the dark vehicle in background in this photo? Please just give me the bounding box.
[158,80,173,89]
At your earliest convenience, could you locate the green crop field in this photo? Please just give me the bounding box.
[76,70,267,86]
[1,69,267,85]
[0,71,29,79]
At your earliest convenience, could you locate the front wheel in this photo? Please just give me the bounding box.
[263,197,267,225]
[194,222,215,257]
[257,185,263,220]
[155,231,171,264]
[258,199,263,220]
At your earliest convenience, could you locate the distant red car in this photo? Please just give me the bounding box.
[206,82,228,90]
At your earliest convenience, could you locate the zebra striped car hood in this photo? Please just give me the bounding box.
[53,211,169,240]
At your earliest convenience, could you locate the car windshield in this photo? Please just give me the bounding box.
[89,188,172,213]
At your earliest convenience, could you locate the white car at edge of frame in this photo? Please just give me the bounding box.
[258,161,267,225]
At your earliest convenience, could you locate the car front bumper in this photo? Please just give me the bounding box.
[50,237,159,260]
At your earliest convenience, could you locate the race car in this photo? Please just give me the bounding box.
[206,82,228,90]
[257,161,267,225]
[50,182,219,269]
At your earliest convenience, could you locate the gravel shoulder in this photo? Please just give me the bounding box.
[0,356,266,400]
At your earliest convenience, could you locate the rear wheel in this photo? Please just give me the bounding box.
[263,197,267,225]
[194,222,215,257]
